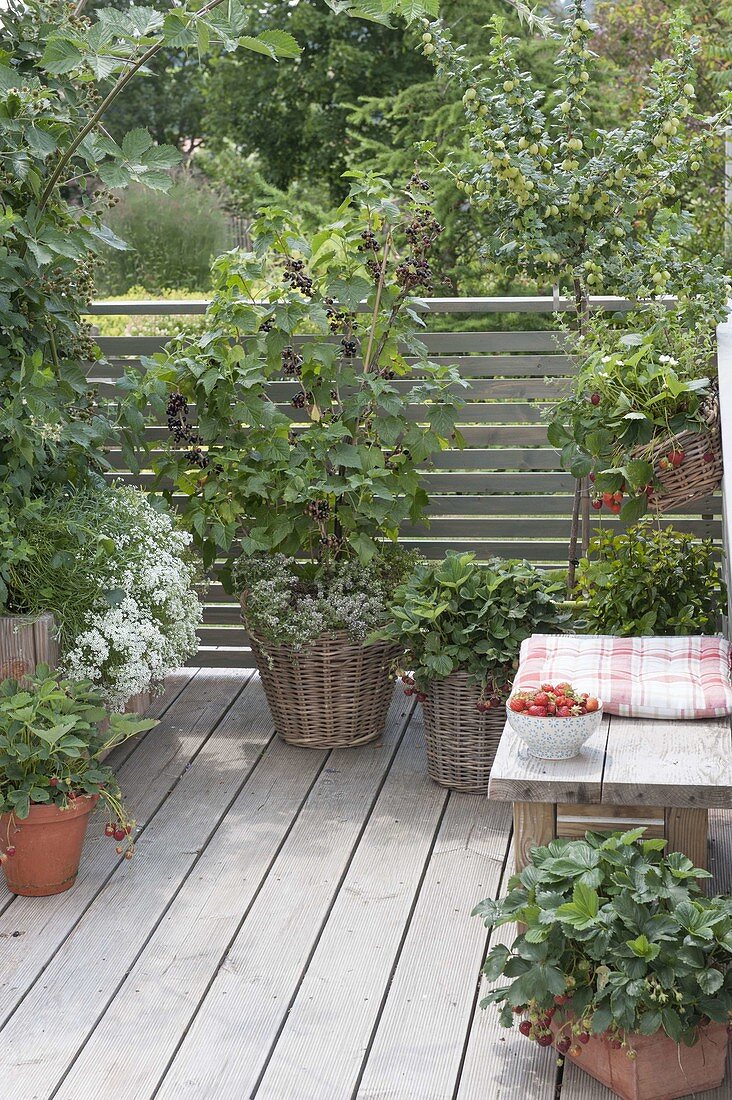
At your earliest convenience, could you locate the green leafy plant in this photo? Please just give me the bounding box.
[572,522,725,635]
[378,551,567,698]
[421,0,730,577]
[474,830,732,1050]
[0,0,430,603]
[137,173,465,571]
[548,306,719,523]
[0,665,157,855]
[234,546,420,648]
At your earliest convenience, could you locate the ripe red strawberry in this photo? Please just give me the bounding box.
[591,498,602,510]
[527,705,547,717]
[703,452,715,464]
[602,492,614,507]
[609,503,621,514]
[669,450,685,468]
[585,697,599,712]
[6,846,15,857]
[590,393,601,406]
[612,491,623,503]
[508,697,526,712]
[416,692,428,702]
[404,688,414,696]
[554,994,569,1006]
[557,706,572,717]
[518,1020,532,1036]
[540,682,554,693]
[105,823,115,838]
[546,703,556,716]
[114,828,126,842]
[533,691,549,707]
[556,683,572,692]
[556,1036,571,1054]
[588,472,595,483]
[537,1033,553,1047]
[578,1032,590,1044]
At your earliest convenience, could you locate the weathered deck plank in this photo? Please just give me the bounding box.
[154,691,415,1100]
[354,797,512,1100]
[54,680,320,1099]
[253,709,449,1100]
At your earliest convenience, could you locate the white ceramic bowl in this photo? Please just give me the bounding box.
[506,702,603,760]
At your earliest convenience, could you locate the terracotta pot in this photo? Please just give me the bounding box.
[553,1018,728,1100]
[1,795,99,897]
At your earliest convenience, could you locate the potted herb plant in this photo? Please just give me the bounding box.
[138,174,464,748]
[0,665,157,896]
[474,831,732,1100]
[378,552,567,793]
[573,522,725,636]
[548,306,725,525]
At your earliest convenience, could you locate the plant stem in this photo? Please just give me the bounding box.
[39,0,229,213]
[362,235,391,374]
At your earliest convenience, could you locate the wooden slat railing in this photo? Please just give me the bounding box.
[90,296,721,665]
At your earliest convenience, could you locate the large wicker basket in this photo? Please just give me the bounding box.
[639,395,722,513]
[421,670,505,795]
[247,623,400,749]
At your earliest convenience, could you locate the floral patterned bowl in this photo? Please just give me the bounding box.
[506,703,603,760]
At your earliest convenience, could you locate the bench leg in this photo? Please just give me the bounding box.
[513,802,556,872]
[666,807,709,871]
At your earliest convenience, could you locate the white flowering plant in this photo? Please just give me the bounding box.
[7,485,202,709]
[547,307,718,523]
[233,547,420,650]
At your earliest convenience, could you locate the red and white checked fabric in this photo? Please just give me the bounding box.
[513,634,732,719]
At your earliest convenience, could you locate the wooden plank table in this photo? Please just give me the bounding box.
[488,714,732,870]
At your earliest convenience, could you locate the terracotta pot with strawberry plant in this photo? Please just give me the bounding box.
[0,665,157,896]
[474,830,732,1100]
[138,175,464,750]
[378,552,568,793]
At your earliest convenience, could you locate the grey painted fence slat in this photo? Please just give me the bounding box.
[91,302,718,666]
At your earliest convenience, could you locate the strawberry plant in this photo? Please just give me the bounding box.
[573,522,724,635]
[474,830,732,1051]
[547,306,720,523]
[0,665,157,860]
[378,551,568,702]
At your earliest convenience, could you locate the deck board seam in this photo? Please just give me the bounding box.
[348,777,453,1100]
[49,725,282,1100]
[0,669,254,1037]
[143,736,335,1100]
[450,817,514,1100]
[246,699,417,1100]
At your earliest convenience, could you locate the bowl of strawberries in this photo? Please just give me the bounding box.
[506,683,602,760]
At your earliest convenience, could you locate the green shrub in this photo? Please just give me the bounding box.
[97,177,230,295]
[574,522,725,635]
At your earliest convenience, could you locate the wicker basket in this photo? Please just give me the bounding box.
[421,671,505,795]
[638,396,723,513]
[247,622,400,749]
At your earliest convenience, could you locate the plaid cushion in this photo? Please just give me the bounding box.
[514,634,732,719]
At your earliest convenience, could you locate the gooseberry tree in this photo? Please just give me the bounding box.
[0,0,436,601]
[421,0,730,582]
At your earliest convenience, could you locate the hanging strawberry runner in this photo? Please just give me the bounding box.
[547,304,726,527]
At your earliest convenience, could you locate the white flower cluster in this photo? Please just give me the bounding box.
[62,489,202,709]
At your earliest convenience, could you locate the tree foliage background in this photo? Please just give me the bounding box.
[90,0,732,295]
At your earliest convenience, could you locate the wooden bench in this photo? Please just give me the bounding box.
[488,711,732,871]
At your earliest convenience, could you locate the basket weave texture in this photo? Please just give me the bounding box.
[422,670,505,794]
[640,398,722,513]
[247,620,400,749]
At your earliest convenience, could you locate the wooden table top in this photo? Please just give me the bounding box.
[488,714,732,809]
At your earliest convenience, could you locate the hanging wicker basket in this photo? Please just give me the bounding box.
[246,615,400,749]
[637,393,723,513]
[421,670,505,795]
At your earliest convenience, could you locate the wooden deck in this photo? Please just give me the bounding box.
[1,667,730,1100]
